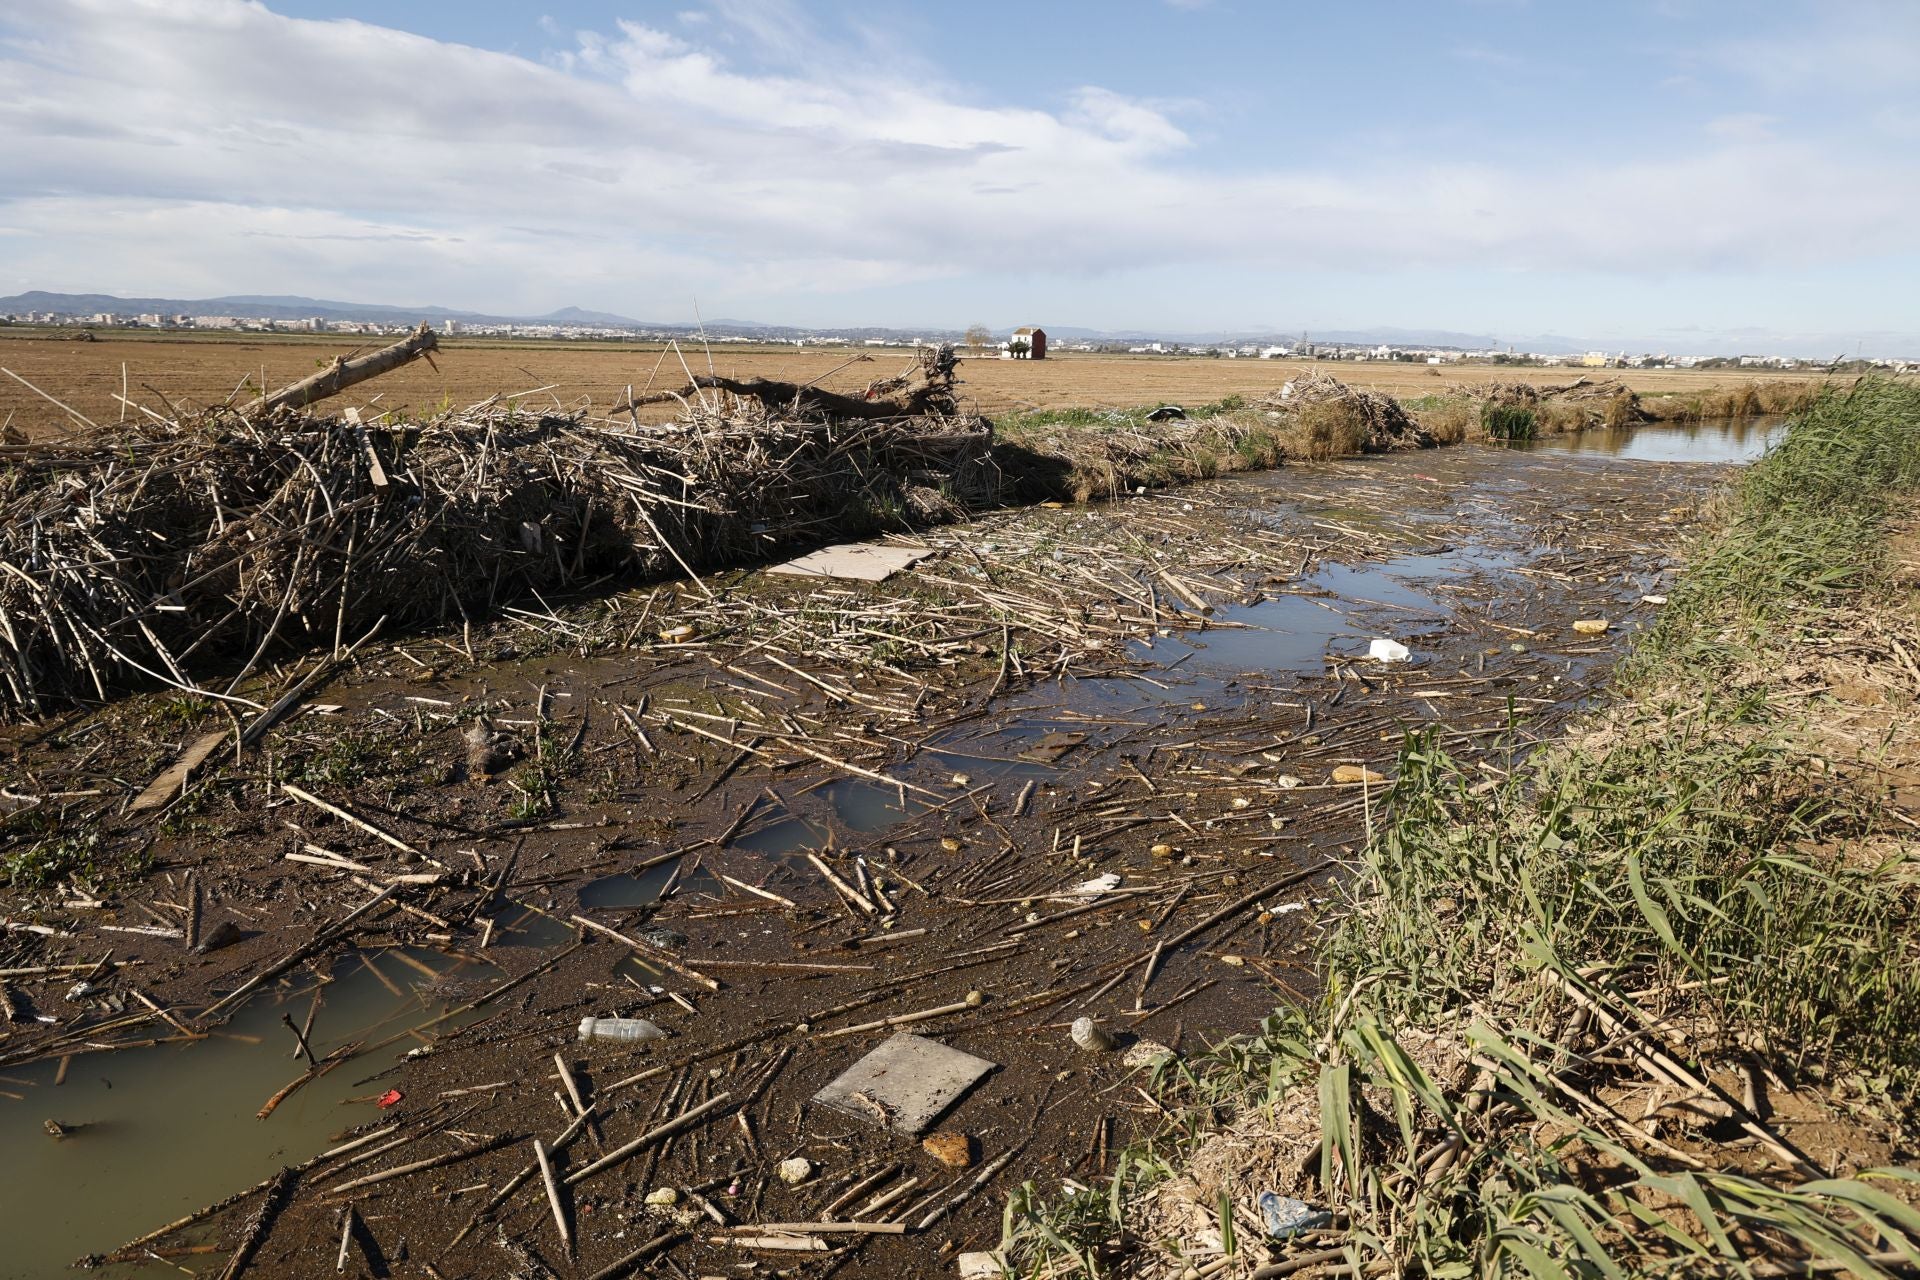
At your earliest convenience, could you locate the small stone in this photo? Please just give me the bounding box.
[1640,595,1668,606]
[1230,796,1252,810]
[1274,774,1304,790]
[964,990,985,1007]
[644,1187,679,1209]
[921,1131,976,1168]
[1573,618,1610,635]
[1259,1192,1333,1238]
[1070,1016,1117,1053]
[940,837,961,852]
[195,919,244,954]
[657,623,698,643]
[777,1156,814,1185]
[1331,764,1386,785]
[1122,1040,1174,1070]
[1219,954,1246,967]
[1149,843,1174,858]
[958,1249,1006,1278]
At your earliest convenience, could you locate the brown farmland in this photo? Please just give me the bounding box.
[0,329,1828,436]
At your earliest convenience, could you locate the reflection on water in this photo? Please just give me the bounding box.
[0,948,495,1278]
[1513,416,1787,464]
[1136,541,1526,674]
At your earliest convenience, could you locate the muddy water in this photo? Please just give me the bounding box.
[2,420,1753,1274]
[1513,415,1788,464]
[0,949,497,1278]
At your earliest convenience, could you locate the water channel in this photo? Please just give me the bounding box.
[0,419,1781,1277]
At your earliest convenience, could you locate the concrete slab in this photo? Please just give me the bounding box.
[767,542,932,582]
[812,1033,996,1135]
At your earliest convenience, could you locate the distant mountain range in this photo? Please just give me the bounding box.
[0,290,673,330]
[8,290,1843,358]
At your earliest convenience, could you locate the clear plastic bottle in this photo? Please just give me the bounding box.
[577,1016,667,1043]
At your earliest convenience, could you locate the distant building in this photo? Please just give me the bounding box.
[1010,326,1047,359]
[1580,351,1613,368]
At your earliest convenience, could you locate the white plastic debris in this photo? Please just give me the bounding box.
[579,1016,667,1043]
[1055,873,1121,901]
[1268,901,1307,916]
[1071,1017,1118,1053]
[1368,637,1412,663]
[1641,594,1668,606]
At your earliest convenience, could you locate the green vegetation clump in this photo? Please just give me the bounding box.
[2,831,145,892]
[1481,402,1537,440]
[1294,399,1369,459]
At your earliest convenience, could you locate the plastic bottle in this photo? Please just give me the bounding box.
[578,1016,666,1043]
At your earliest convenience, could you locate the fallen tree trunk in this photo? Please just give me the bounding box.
[621,344,962,422]
[249,322,438,415]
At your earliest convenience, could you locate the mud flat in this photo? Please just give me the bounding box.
[0,419,1773,1277]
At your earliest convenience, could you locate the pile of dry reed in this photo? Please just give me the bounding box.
[0,399,995,717]
[1260,370,1434,451]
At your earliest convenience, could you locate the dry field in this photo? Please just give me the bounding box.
[0,329,1829,436]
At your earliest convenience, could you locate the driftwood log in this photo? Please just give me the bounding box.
[248,322,439,415]
[623,344,961,421]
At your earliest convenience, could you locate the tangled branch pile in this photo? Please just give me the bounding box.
[1466,375,1651,431]
[0,392,994,717]
[1262,371,1434,452]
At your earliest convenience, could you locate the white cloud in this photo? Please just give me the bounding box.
[1704,112,1777,142]
[0,0,1915,318]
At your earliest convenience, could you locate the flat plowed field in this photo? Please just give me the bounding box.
[0,331,1822,435]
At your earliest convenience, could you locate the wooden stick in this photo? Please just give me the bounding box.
[564,1091,734,1185]
[325,1133,514,1196]
[582,1231,686,1280]
[718,1235,829,1251]
[533,1139,572,1254]
[568,914,721,991]
[806,854,876,915]
[914,1148,1016,1230]
[280,784,421,856]
[725,1222,906,1235]
[218,1167,294,1280]
[250,323,438,414]
[813,994,983,1041]
[554,1052,587,1118]
[201,885,400,1020]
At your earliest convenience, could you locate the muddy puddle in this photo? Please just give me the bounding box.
[2,423,1760,1276]
[1,948,498,1278]
[1511,414,1788,464]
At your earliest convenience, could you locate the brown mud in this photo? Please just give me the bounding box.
[0,427,1766,1277]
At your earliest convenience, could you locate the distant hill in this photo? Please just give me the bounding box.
[2,291,1612,354]
[0,290,669,330]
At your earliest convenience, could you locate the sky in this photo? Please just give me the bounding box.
[2,0,1917,355]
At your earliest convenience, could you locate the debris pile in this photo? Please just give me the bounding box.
[1465,375,1649,430]
[0,359,993,716]
[1264,370,1433,451]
